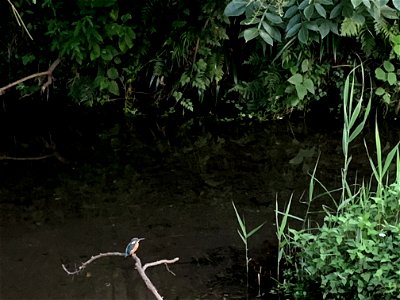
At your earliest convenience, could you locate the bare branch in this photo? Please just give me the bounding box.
[0,154,56,161]
[62,248,179,300]
[62,252,125,275]
[143,257,180,272]
[0,58,61,96]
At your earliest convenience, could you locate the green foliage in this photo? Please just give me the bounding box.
[224,0,400,115]
[374,60,400,112]
[275,65,400,299]
[3,0,400,117]
[232,201,265,296]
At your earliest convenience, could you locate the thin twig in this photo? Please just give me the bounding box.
[143,258,180,272]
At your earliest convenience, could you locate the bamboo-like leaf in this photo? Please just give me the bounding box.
[382,145,399,177]
[237,229,246,244]
[232,201,247,236]
[247,222,266,238]
[375,121,383,179]
[348,98,362,130]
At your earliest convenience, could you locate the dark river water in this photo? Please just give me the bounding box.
[1,110,399,299]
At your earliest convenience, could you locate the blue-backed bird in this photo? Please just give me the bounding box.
[125,238,145,257]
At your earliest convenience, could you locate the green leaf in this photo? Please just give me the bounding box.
[382,93,391,104]
[295,84,307,99]
[242,17,261,25]
[383,60,395,72]
[298,26,309,44]
[90,43,101,60]
[121,14,132,23]
[110,8,118,21]
[305,21,319,31]
[224,0,247,16]
[381,6,398,19]
[375,87,386,96]
[243,28,259,42]
[284,5,298,18]
[108,80,119,95]
[247,222,266,238]
[298,0,309,10]
[107,67,119,80]
[319,21,330,38]
[362,0,371,9]
[387,73,397,85]
[260,30,274,46]
[303,78,315,94]
[351,0,362,8]
[393,0,400,10]
[341,17,360,36]
[265,12,283,24]
[262,22,282,41]
[375,67,387,81]
[304,4,315,20]
[301,59,309,72]
[287,13,301,30]
[286,22,301,38]
[330,3,343,19]
[329,20,339,35]
[288,73,303,85]
[315,3,327,18]
[394,45,400,56]
[382,146,398,176]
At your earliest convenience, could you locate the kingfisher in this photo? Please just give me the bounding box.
[125,237,145,257]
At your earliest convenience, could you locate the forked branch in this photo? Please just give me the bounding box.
[62,251,179,300]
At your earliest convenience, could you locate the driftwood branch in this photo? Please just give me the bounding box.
[0,58,61,96]
[62,250,179,300]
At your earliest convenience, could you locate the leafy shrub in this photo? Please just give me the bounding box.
[276,65,400,299]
